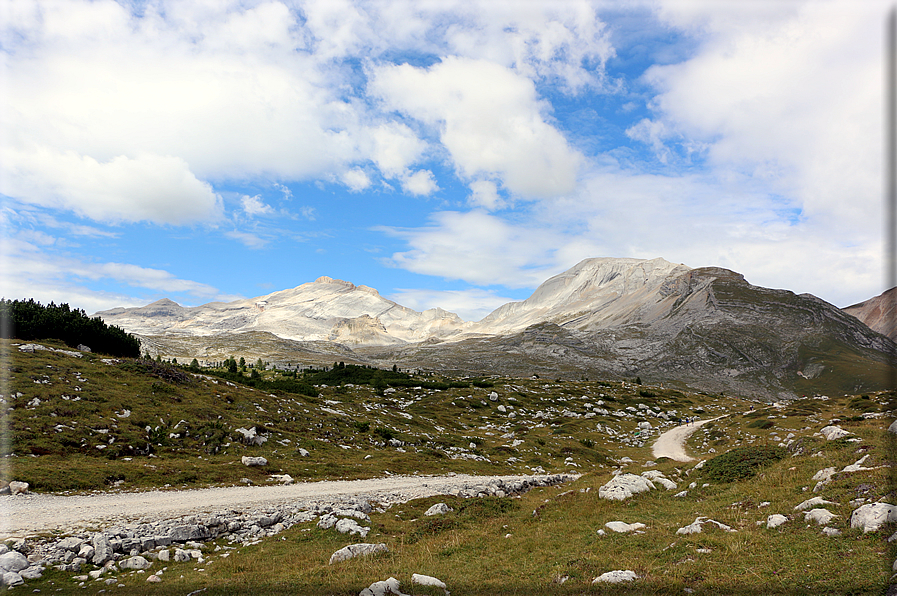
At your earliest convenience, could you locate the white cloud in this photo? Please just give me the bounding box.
[468,180,504,210]
[400,170,438,196]
[341,168,372,192]
[225,230,269,249]
[0,149,222,224]
[241,195,274,217]
[388,287,516,322]
[369,57,583,198]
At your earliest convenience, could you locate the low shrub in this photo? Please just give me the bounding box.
[702,446,788,483]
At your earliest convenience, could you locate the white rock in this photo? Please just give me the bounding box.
[766,514,788,529]
[412,573,449,595]
[19,566,42,580]
[359,576,409,596]
[604,521,646,533]
[822,527,841,537]
[0,551,28,573]
[147,574,162,583]
[888,420,897,434]
[488,392,499,401]
[241,456,267,466]
[119,556,151,570]
[157,550,170,562]
[639,471,676,490]
[329,543,388,565]
[842,455,873,473]
[812,468,837,482]
[598,474,655,501]
[795,497,838,511]
[425,503,454,516]
[497,405,507,413]
[317,514,337,529]
[8,481,28,495]
[335,518,370,538]
[298,448,310,457]
[592,570,638,584]
[850,502,897,533]
[820,425,851,440]
[804,509,837,525]
[1,571,23,587]
[676,517,735,535]
[270,474,294,485]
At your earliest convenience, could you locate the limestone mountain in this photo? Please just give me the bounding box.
[843,287,897,342]
[95,257,897,400]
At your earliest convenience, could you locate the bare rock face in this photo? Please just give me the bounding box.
[843,287,897,341]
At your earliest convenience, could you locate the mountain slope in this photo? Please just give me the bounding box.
[843,287,897,342]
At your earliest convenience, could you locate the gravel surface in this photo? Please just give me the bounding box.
[651,416,727,462]
[0,473,561,539]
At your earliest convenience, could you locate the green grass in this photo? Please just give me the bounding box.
[3,339,896,594]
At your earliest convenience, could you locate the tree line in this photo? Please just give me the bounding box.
[0,298,140,358]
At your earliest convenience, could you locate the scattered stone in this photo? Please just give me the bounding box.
[592,570,638,584]
[329,543,388,565]
[641,470,676,490]
[19,566,42,580]
[411,573,449,595]
[56,537,84,552]
[425,503,453,516]
[147,574,162,583]
[822,527,841,537]
[676,517,735,535]
[889,420,897,434]
[359,576,408,596]
[9,481,29,495]
[820,425,851,440]
[842,455,873,473]
[795,497,838,511]
[804,509,837,525]
[298,448,310,457]
[119,556,151,570]
[0,551,29,573]
[1,571,23,587]
[335,518,370,538]
[270,474,294,485]
[604,521,645,534]
[850,503,897,533]
[598,474,655,501]
[766,514,788,529]
[241,456,267,467]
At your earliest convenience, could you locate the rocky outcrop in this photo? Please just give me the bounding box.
[843,287,897,341]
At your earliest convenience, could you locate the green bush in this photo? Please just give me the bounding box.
[747,419,775,429]
[702,446,788,483]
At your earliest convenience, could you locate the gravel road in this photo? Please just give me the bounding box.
[651,416,727,462]
[0,473,559,539]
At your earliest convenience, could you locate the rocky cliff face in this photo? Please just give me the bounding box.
[843,287,897,342]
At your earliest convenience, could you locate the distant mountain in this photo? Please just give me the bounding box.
[95,257,897,401]
[843,287,897,342]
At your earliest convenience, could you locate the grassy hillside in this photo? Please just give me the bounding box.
[2,339,895,594]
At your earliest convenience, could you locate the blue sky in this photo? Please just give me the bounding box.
[0,0,889,321]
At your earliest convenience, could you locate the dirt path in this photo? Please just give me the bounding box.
[652,416,727,462]
[0,473,552,539]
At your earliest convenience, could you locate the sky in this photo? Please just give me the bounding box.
[0,0,891,322]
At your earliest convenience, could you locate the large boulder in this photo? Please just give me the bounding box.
[592,570,638,584]
[335,518,370,538]
[424,503,453,516]
[598,474,655,501]
[850,503,897,533]
[241,456,267,467]
[91,533,113,565]
[804,509,837,526]
[604,521,645,534]
[8,481,28,495]
[820,425,851,440]
[411,574,449,595]
[0,551,28,573]
[119,556,151,570]
[766,514,788,529]
[329,543,388,565]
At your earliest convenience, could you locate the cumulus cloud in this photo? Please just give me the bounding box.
[468,180,504,210]
[341,169,372,192]
[369,57,583,198]
[400,170,438,196]
[0,149,222,224]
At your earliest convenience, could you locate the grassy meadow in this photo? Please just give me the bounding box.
[1,339,895,594]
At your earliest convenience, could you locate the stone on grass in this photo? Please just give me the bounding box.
[889,420,897,434]
[270,474,293,485]
[812,468,837,482]
[820,425,851,440]
[335,518,370,538]
[147,574,162,583]
[641,470,676,490]
[592,570,638,584]
[57,537,84,552]
[804,509,836,525]
[1,571,23,587]
[0,551,28,573]
[329,543,388,565]
[19,566,42,580]
[795,497,838,511]
[425,503,454,516]
[676,517,735,535]
[411,573,449,595]
[822,527,842,537]
[766,514,788,529]
[241,456,267,467]
[604,521,646,534]
[842,455,873,473]
[359,576,409,596]
[598,474,654,501]
[157,550,170,562]
[119,556,151,570]
[850,503,897,533]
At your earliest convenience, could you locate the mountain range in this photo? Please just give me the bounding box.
[95,257,897,401]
